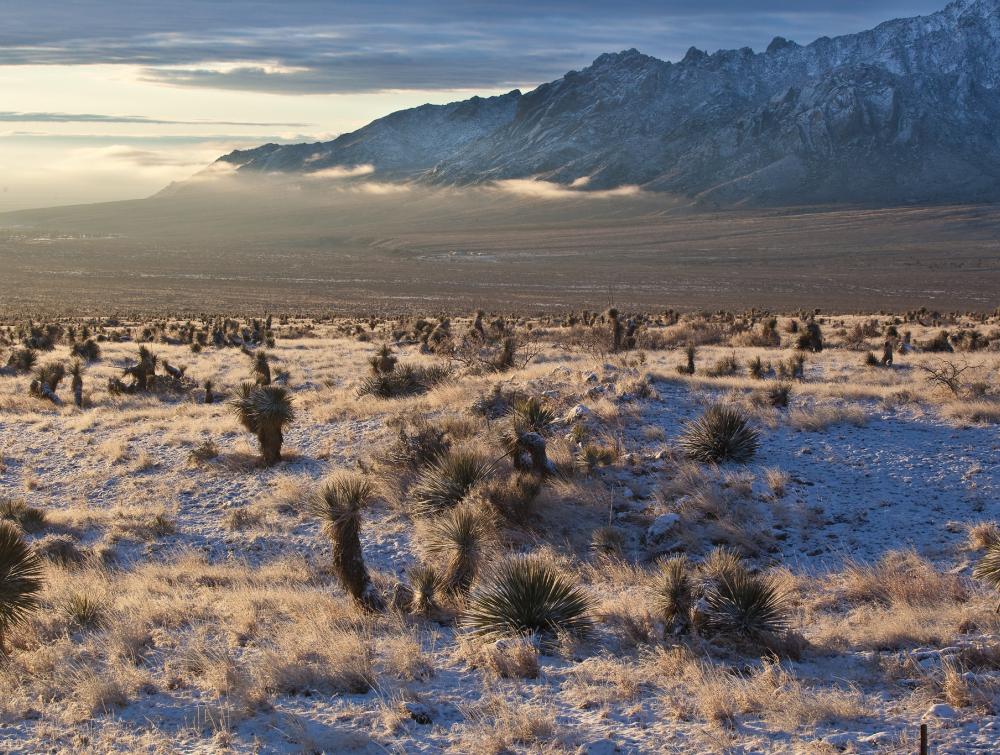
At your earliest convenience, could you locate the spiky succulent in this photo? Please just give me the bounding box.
[408,564,441,615]
[650,555,693,631]
[703,570,790,640]
[409,450,492,516]
[699,546,749,585]
[0,520,45,651]
[421,504,495,594]
[308,472,379,609]
[229,383,294,465]
[463,555,594,641]
[510,396,556,435]
[679,405,759,464]
[973,542,1000,612]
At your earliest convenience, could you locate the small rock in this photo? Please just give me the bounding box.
[821,732,856,749]
[924,703,957,719]
[583,372,599,383]
[582,738,618,755]
[647,513,680,541]
[406,702,433,725]
[861,732,892,745]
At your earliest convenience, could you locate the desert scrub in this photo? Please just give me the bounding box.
[679,405,759,463]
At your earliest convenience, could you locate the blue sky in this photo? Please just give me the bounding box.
[0,0,944,210]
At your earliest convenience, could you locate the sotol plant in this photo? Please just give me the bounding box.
[680,405,759,464]
[229,383,294,465]
[0,520,44,653]
[463,555,594,641]
[308,472,381,610]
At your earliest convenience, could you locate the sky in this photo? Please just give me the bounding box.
[0,0,944,211]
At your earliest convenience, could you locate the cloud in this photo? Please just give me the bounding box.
[302,164,375,179]
[0,111,308,127]
[0,2,944,94]
[492,178,640,199]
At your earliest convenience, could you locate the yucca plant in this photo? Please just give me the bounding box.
[699,545,748,584]
[0,498,47,533]
[0,520,44,653]
[308,472,380,609]
[510,396,556,435]
[703,570,790,641]
[408,564,441,615]
[463,555,594,641]
[590,526,625,559]
[680,405,759,464]
[421,504,495,594]
[650,555,693,636]
[368,344,397,376]
[229,382,294,465]
[409,450,492,516]
[7,347,37,373]
[972,542,1000,613]
[29,361,65,402]
[69,360,84,408]
[124,346,157,391]
[252,350,271,385]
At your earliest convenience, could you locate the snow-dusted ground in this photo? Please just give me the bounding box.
[2,317,1000,753]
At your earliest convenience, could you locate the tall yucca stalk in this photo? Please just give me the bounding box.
[422,504,495,594]
[0,521,44,654]
[680,404,759,464]
[229,382,294,465]
[464,555,594,641]
[309,472,381,610]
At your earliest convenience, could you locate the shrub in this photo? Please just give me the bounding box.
[357,363,451,398]
[382,416,450,470]
[703,570,790,641]
[409,450,492,516]
[0,520,44,652]
[0,497,46,533]
[680,405,759,464]
[63,592,106,630]
[6,347,37,373]
[464,555,594,641]
[70,338,101,362]
[309,472,380,609]
[229,383,294,465]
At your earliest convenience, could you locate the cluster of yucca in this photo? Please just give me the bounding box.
[680,405,759,464]
[650,547,790,645]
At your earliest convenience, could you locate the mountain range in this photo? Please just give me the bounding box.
[208,0,1000,207]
